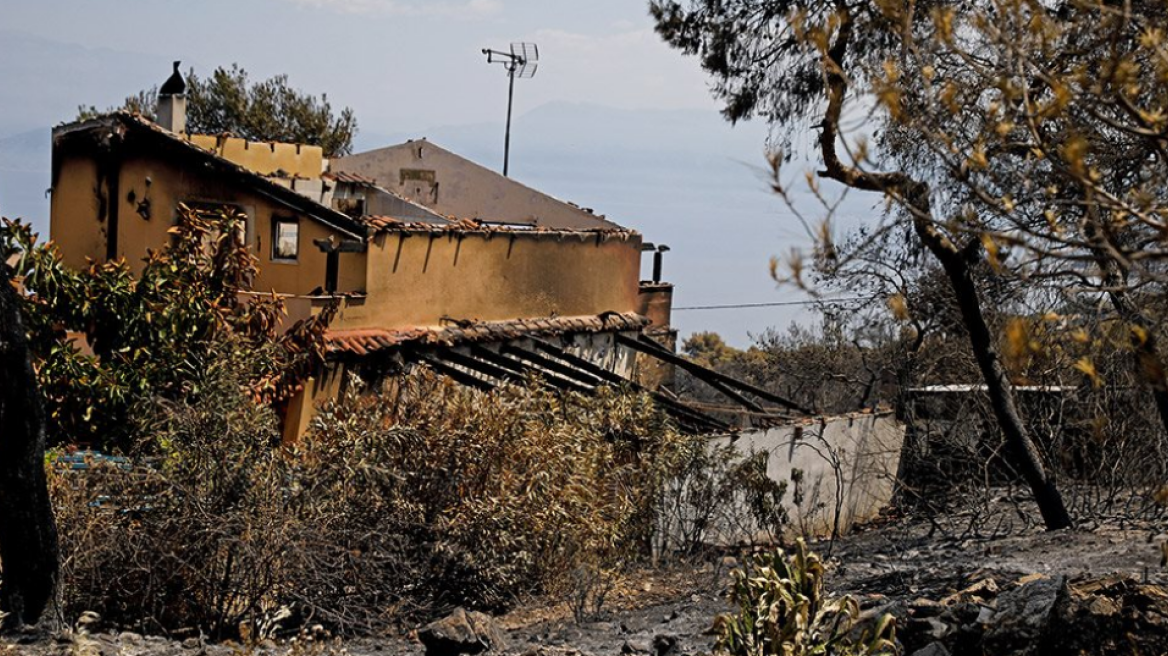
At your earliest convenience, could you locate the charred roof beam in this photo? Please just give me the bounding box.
[526,337,731,432]
[615,333,814,416]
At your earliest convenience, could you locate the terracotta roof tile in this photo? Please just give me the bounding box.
[323,171,378,186]
[359,215,638,239]
[326,312,650,356]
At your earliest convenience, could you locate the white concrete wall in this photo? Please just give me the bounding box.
[709,413,905,542]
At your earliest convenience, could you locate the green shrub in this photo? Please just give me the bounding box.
[1,207,331,450]
[714,540,896,656]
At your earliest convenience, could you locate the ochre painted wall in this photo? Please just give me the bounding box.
[51,150,366,296]
[188,134,324,178]
[329,229,643,330]
[51,158,108,268]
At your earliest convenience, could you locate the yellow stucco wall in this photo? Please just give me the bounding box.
[51,158,108,268]
[50,151,366,296]
[188,134,324,178]
[328,229,643,330]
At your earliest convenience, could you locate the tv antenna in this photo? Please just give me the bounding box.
[482,42,539,177]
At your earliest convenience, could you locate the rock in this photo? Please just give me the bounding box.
[910,643,951,656]
[621,639,652,654]
[982,575,1066,655]
[653,634,679,656]
[419,608,507,656]
[941,578,999,606]
[912,617,950,641]
[908,598,945,618]
[1085,595,1120,617]
[898,615,952,654]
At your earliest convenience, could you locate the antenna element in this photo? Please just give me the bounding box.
[481,42,540,177]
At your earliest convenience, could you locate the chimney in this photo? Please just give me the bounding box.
[157,61,188,134]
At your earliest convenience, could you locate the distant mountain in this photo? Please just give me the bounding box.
[0,29,170,137]
[0,28,169,231]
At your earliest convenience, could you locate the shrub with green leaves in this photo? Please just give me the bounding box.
[714,540,897,656]
[0,207,332,449]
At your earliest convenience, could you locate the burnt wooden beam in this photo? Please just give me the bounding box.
[313,238,366,253]
[410,352,495,391]
[495,343,724,430]
[427,347,520,384]
[471,346,595,395]
[617,334,814,415]
[414,340,731,435]
[468,345,530,378]
[527,338,731,432]
[605,333,762,413]
[500,344,606,388]
[529,338,633,387]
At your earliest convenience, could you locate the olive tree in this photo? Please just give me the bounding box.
[78,64,358,157]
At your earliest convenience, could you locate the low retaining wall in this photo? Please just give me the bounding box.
[709,412,905,542]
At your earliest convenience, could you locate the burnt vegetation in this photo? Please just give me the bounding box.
[8,1,1168,652]
[0,208,793,637]
[654,0,1168,533]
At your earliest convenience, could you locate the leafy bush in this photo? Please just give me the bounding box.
[52,359,296,637]
[1,208,331,450]
[714,540,896,656]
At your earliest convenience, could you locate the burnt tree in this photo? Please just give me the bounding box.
[813,4,1072,531]
[652,0,1074,529]
[0,261,59,627]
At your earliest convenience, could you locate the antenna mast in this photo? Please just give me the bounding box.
[481,42,539,177]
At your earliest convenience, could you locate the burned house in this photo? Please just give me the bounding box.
[48,69,907,538]
[48,75,741,441]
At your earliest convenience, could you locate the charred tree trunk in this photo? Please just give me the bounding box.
[815,1,1072,530]
[0,262,59,627]
[922,228,1073,530]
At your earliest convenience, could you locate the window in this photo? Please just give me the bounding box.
[179,201,249,248]
[272,216,300,261]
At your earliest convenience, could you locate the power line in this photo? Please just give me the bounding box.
[672,297,870,312]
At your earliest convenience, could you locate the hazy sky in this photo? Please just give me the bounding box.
[3,0,721,134]
[1,1,864,346]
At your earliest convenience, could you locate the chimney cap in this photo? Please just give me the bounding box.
[159,61,187,97]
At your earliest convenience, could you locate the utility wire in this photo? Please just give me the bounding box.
[672,297,870,311]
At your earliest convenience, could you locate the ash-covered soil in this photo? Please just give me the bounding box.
[8,498,1168,655]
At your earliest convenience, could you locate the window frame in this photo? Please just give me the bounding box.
[271,215,301,263]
